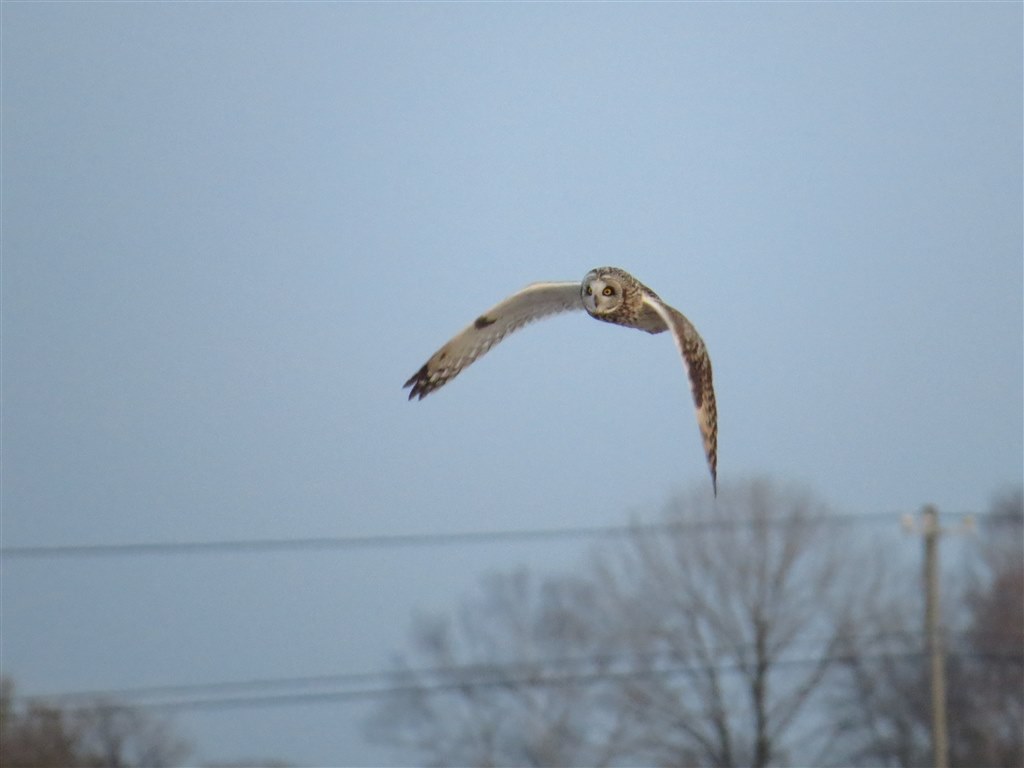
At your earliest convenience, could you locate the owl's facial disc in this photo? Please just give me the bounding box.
[582,274,620,315]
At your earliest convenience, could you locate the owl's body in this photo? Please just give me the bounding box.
[404,267,718,493]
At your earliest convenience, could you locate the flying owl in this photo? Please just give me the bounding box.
[404,267,718,493]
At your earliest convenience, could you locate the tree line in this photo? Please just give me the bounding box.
[3,479,1020,766]
[366,480,1023,768]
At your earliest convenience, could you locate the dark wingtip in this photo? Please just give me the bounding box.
[403,363,431,401]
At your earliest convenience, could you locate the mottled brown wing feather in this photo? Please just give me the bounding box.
[641,295,718,495]
[404,282,583,400]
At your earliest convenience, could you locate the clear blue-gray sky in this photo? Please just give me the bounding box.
[2,2,1021,765]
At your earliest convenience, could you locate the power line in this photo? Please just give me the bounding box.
[34,629,930,704]
[22,629,1022,712]
[24,653,908,711]
[20,648,1021,714]
[0,523,648,559]
[0,510,989,560]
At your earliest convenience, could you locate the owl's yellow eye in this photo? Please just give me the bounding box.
[585,286,592,295]
[602,286,614,297]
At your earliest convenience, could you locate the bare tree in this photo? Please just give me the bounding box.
[0,677,190,768]
[370,479,859,767]
[1,678,84,768]
[592,479,856,768]
[827,489,1023,768]
[956,489,1024,768]
[366,568,635,767]
[74,698,190,768]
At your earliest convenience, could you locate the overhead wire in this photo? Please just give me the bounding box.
[32,628,928,702]
[0,510,990,560]
[5,510,1015,715]
[19,646,1022,713]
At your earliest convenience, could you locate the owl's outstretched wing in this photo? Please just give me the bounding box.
[404,281,583,400]
[641,295,718,495]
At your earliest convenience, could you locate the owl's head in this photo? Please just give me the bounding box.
[581,267,634,317]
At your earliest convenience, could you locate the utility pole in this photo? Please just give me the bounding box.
[922,505,949,768]
[902,504,974,768]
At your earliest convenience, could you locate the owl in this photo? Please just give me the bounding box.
[404,267,718,493]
